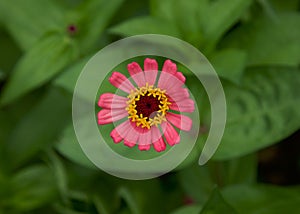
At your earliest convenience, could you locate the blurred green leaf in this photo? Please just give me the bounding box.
[0,0,64,50]
[170,205,202,214]
[74,0,125,54]
[201,0,253,51]
[4,87,72,168]
[222,184,300,214]
[10,165,58,211]
[109,16,181,37]
[200,188,237,214]
[222,12,300,66]
[210,49,247,84]
[54,56,92,93]
[0,33,77,106]
[269,0,300,12]
[213,66,300,160]
[56,123,96,169]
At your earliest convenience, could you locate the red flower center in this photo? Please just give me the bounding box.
[135,95,161,119]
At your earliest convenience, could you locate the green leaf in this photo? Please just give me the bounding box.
[0,33,77,106]
[213,66,300,160]
[200,188,237,214]
[3,87,72,168]
[170,205,202,214]
[10,165,58,211]
[210,49,247,84]
[202,0,253,51]
[269,0,300,12]
[74,0,125,53]
[54,56,92,93]
[222,184,300,214]
[222,12,300,66]
[109,16,181,37]
[0,0,64,50]
[56,122,96,169]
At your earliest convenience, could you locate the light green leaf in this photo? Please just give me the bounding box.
[171,205,202,214]
[200,188,237,214]
[10,165,58,211]
[3,87,72,168]
[213,66,300,160]
[56,123,96,169]
[222,184,300,214]
[0,33,77,106]
[222,12,300,66]
[109,16,181,37]
[0,0,64,50]
[210,48,247,84]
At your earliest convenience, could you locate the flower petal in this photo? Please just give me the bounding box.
[98,93,127,109]
[144,58,158,85]
[127,62,146,87]
[110,120,131,143]
[151,126,166,152]
[161,122,180,146]
[98,108,127,125]
[175,72,185,83]
[166,112,192,131]
[157,60,177,90]
[167,88,190,102]
[124,140,136,148]
[170,98,195,112]
[109,72,135,93]
[138,128,151,151]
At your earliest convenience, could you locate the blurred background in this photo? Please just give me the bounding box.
[0,0,299,213]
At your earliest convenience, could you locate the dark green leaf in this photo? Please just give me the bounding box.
[10,165,58,211]
[222,184,300,214]
[0,0,64,50]
[222,12,300,66]
[0,33,77,106]
[3,87,72,168]
[213,66,300,160]
[200,188,237,214]
[171,205,202,214]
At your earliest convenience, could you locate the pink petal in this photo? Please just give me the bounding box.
[138,128,151,151]
[170,98,195,112]
[110,120,131,143]
[109,72,135,93]
[98,109,128,125]
[161,122,180,146]
[175,72,186,83]
[127,62,146,87]
[157,60,178,90]
[124,140,136,148]
[166,112,192,131]
[162,59,177,74]
[151,126,166,152]
[167,88,190,102]
[158,71,185,94]
[98,93,127,109]
[144,58,158,85]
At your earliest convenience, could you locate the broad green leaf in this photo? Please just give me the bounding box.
[210,49,247,84]
[54,55,92,93]
[170,205,202,214]
[0,0,64,50]
[213,66,300,160]
[10,165,58,211]
[73,0,125,53]
[200,188,237,214]
[109,16,181,37]
[0,33,77,106]
[202,0,253,52]
[56,123,96,169]
[222,184,300,214]
[3,87,72,168]
[222,12,300,66]
[150,0,175,21]
[269,0,300,12]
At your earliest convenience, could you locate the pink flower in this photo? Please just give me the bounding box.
[97,58,195,152]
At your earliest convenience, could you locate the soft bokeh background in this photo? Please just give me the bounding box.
[0,0,299,213]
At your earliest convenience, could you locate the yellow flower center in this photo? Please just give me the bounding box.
[126,83,171,129]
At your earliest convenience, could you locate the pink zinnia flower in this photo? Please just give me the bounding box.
[97,58,194,152]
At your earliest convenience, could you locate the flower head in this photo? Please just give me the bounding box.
[97,58,195,152]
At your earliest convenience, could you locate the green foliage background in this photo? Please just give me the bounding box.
[0,0,299,213]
